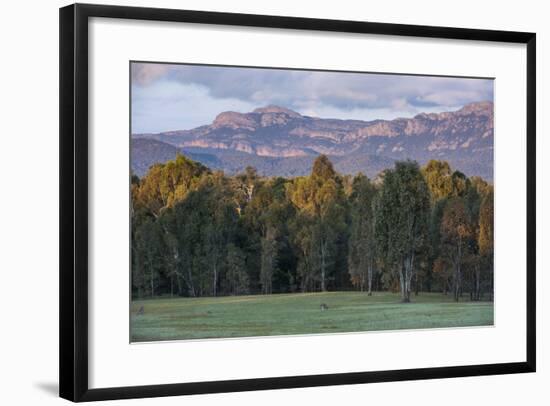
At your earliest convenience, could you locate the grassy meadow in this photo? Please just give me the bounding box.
[130,292,493,342]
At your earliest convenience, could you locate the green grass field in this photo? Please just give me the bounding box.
[130,291,493,342]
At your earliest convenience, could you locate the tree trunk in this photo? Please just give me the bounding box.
[398,264,406,302]
[402,254,414,303]
[186,265,196,297]
[454,263,460,302]
[405,272,411,302]
[475,265,481,301]
[320,241,327,292]
[213,261,218,297]
[176,274,183,296]
[489,264,494,301]
[149,265,154,298]
[469,271,474,301]
[453,243,462,302]
[367,264,373,296]
[404,279,411,302]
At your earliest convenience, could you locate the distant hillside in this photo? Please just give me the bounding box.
[132,102,493,180]
[132,139,395,178]
[131,138,179,176]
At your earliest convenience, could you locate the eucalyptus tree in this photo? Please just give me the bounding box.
[225,244,249,295]
[260,227,277,294]
[440,197,474,302]
[287,155,346,291]
[374,161,430,302]
[134,218,165,298]
[204,175,241,296]
[348,173,377,294]
[478,188,494,300]
[135,154,208,217]
[422,160,454,202]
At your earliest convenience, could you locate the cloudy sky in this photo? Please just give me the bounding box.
[131,62,493,134]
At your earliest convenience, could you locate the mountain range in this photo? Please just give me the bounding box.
[132,102,494,181]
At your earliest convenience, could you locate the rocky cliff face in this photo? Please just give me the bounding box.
[132,102,493,180]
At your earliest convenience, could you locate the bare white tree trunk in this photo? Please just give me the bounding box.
[401,254,414,302]
[398,264,406,302]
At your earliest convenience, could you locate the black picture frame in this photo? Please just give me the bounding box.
[59,3,536,402]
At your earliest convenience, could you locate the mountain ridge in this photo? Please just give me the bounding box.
[132,102,494,180]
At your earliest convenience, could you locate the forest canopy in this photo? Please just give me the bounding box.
[131,154,493,302]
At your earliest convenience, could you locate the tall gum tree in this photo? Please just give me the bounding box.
[348,173,377,295]
[287,155,346,291]
[478,188,494,300]
[374,161,430,302]
[440,197,473,302]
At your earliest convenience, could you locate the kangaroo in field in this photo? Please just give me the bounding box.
[320,303,328,311]
[137,305,144,315]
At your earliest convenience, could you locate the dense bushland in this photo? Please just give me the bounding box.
[131,155,493,302]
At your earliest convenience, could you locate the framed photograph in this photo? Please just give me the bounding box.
[59,3,536,402]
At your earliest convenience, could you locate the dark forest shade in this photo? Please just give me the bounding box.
[131,154,493,302]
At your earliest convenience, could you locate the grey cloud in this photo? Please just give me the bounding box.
[132,62,493,115]
[131,63,170,86]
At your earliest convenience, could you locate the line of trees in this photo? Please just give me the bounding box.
[131,154,493,302]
